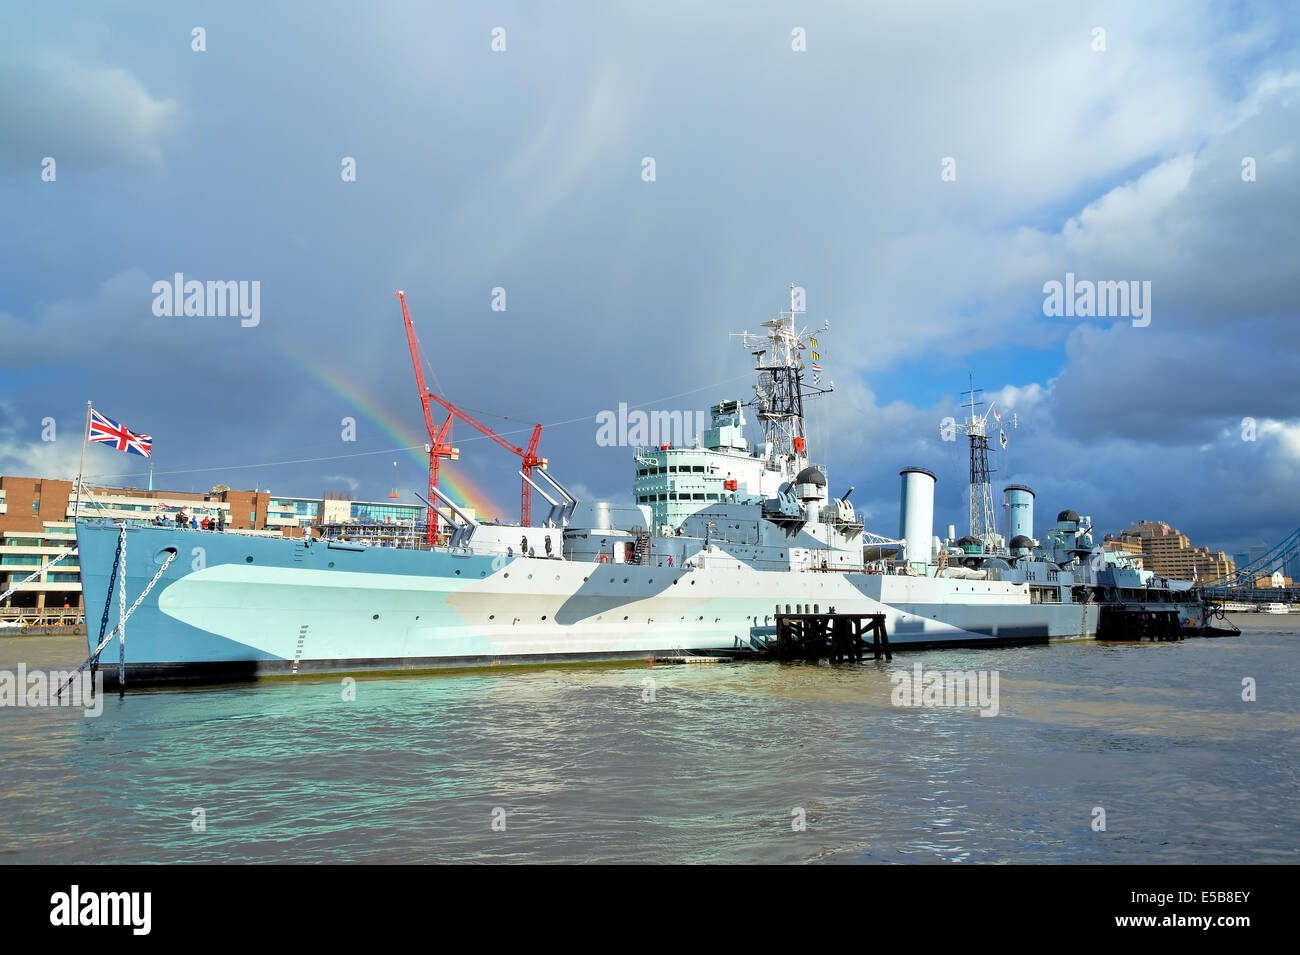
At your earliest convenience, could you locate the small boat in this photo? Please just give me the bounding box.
[1258,602,1291,614]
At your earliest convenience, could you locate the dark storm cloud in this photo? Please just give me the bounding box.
[0,1,1296,549]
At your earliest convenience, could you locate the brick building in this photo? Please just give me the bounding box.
[1,474,424,617]
[1116,520,1235,583]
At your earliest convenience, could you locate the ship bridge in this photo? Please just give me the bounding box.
[632,400,794,534]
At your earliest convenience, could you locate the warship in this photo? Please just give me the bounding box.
[74,287,1215,685]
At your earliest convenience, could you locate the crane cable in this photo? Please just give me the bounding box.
[81,372,758,483]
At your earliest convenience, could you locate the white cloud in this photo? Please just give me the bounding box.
[0,403,132,483]
[1257,419,1300,460]
[321,474,361,493]
[0,61,178,169]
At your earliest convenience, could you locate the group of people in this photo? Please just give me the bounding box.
[153,509,226,531]
[515,534,555,559]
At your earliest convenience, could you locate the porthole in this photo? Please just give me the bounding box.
[623,577,628,583]
[245,556,254,563]
[328,561,335,568]
[372,614,379,620]
[455,569,461,575]
[528,574,533,580]
[541,615,547,621]
[504,573,509,579]
[489,614,495,620]
[623,615,629,620]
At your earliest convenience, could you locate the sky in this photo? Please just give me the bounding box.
[0,1,1297,557]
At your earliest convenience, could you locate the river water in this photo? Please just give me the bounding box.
[1,616,1295,864]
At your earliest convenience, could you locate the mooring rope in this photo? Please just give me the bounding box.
[55,544,177,699]
[0,545,77,606]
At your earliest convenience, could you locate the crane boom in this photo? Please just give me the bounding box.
[396,291,437,442]
[395,291,545,531]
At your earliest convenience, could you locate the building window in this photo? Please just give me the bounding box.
[32,500,40,512]
[250,511,256,522]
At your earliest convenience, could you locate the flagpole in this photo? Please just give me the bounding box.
[74,400,91,523]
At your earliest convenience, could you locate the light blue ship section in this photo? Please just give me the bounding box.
[77,521,516,680]
[78,521,286,668]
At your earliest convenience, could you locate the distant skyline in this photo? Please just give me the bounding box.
[1,2,1297,555]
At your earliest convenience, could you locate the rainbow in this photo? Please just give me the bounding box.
[279,350,507,521]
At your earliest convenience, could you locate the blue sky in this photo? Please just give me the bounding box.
[1,1,1297,557]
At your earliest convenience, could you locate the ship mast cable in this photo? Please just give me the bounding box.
[55,528,177,699]
[79,372,758,484]
[0,546,76,606]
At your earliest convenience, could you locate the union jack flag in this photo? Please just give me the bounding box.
[89,408,152,458]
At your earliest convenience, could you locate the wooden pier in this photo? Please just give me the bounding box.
[772,605,891,661]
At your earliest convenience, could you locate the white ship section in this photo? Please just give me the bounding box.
[149,550,1092,668]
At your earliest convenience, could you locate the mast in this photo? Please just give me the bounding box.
[737,283,831,478]
[960,376,999,543]
[74,400,91,523]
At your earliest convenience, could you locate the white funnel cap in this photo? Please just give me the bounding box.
[899,468,936,568]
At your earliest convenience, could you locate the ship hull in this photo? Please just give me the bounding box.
[78,522,1105,686]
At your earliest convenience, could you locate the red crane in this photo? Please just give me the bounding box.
[395,291,545,543]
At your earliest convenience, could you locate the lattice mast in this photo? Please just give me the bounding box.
[737,284,833,479]
[960,377,1001,543]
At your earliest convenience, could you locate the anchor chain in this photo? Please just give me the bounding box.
[56,544,177,699]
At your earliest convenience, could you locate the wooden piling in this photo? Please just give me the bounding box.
[770,609,889,661]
